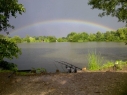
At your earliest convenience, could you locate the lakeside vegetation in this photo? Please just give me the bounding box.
[88,51,127,71]
[1,27,127,43]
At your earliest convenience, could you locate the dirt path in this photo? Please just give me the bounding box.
[0,72,127,95]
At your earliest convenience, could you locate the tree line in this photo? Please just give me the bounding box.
[0,27,127,43]
[66,27,127,42]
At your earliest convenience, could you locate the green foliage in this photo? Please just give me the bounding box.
[87,53,127,71]
[67,32,77,42]
[112,60,127,70]
[0,69,13,73]
[29,37,36,42]
[87,50,127,71]
[78,40,84,42]
[87,51,103,70]
[57,37,67,42]
[114,60,127,70]
[10,36,22,43]
[66,28,127,42]
[88,0,127,24]
[0,60,18,71]
[31,67,47,74]
[96,31,103,41]
[47,36,57,42]
[101,61,114,69]
[0,39,21,61]
[0,0,25,32]
[1,27,127,43]
[38,36,45,42]
[88,33,96,41]
[67,32,89,42]
[23,35,30,43]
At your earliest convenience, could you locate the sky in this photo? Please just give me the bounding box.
[1,0,126,37]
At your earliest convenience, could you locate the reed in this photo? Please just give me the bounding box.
[87,51,103,71]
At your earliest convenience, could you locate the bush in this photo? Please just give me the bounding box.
[0,60,18,71]
[101,61,114,70]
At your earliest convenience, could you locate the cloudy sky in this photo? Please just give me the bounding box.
[1,0,126,37]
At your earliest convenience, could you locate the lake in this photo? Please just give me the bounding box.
[6,42,127,72]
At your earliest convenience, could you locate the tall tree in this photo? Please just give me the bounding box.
[67,32,77,42]
[116,28,126,40]
[80,32,89,41]
[0,0,25,65]
[0,0,25,33]
[88,0,127,24]
[96,31,103,41]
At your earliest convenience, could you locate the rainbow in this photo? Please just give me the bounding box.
[10,19,115,36]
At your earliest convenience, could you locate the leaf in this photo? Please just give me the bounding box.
[0,39,22,60]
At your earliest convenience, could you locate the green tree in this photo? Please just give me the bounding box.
[0,1,25,70]
[38,36,45,42]
[72,33,80,42]
[116,28,126,41]
[57,37,67,42]
[57,38,63,42]
[67,32,77,42]
[47,36,57,42]
[0,39,21,61]
[79,32,89,41]
[88,33,96,41]
[23,35,30,43]
[10,36,22,43]
[0,0,25,32]
[104,31,113,41]
[29,37,36,42]
[95,31,103,41]
[62,37,67,42]
[88,0,127,24]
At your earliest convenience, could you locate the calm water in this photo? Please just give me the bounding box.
[6,42,127,72]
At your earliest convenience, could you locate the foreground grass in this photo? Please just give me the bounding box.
[88,51,103,70]
[87,51,127,71]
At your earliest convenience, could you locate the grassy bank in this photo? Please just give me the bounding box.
[87,51,127,71]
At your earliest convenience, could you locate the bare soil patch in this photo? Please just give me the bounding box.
[0,71,127,95]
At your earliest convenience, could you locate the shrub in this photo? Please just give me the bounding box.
[0,60,18,71]
[101,61,114,70]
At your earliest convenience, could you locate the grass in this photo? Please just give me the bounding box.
[87,51,103,71]
[87,51,127,71]
[0,67,47,76]
[0,69,29,75]
[101,61,114,70]
[0,69,12,73]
